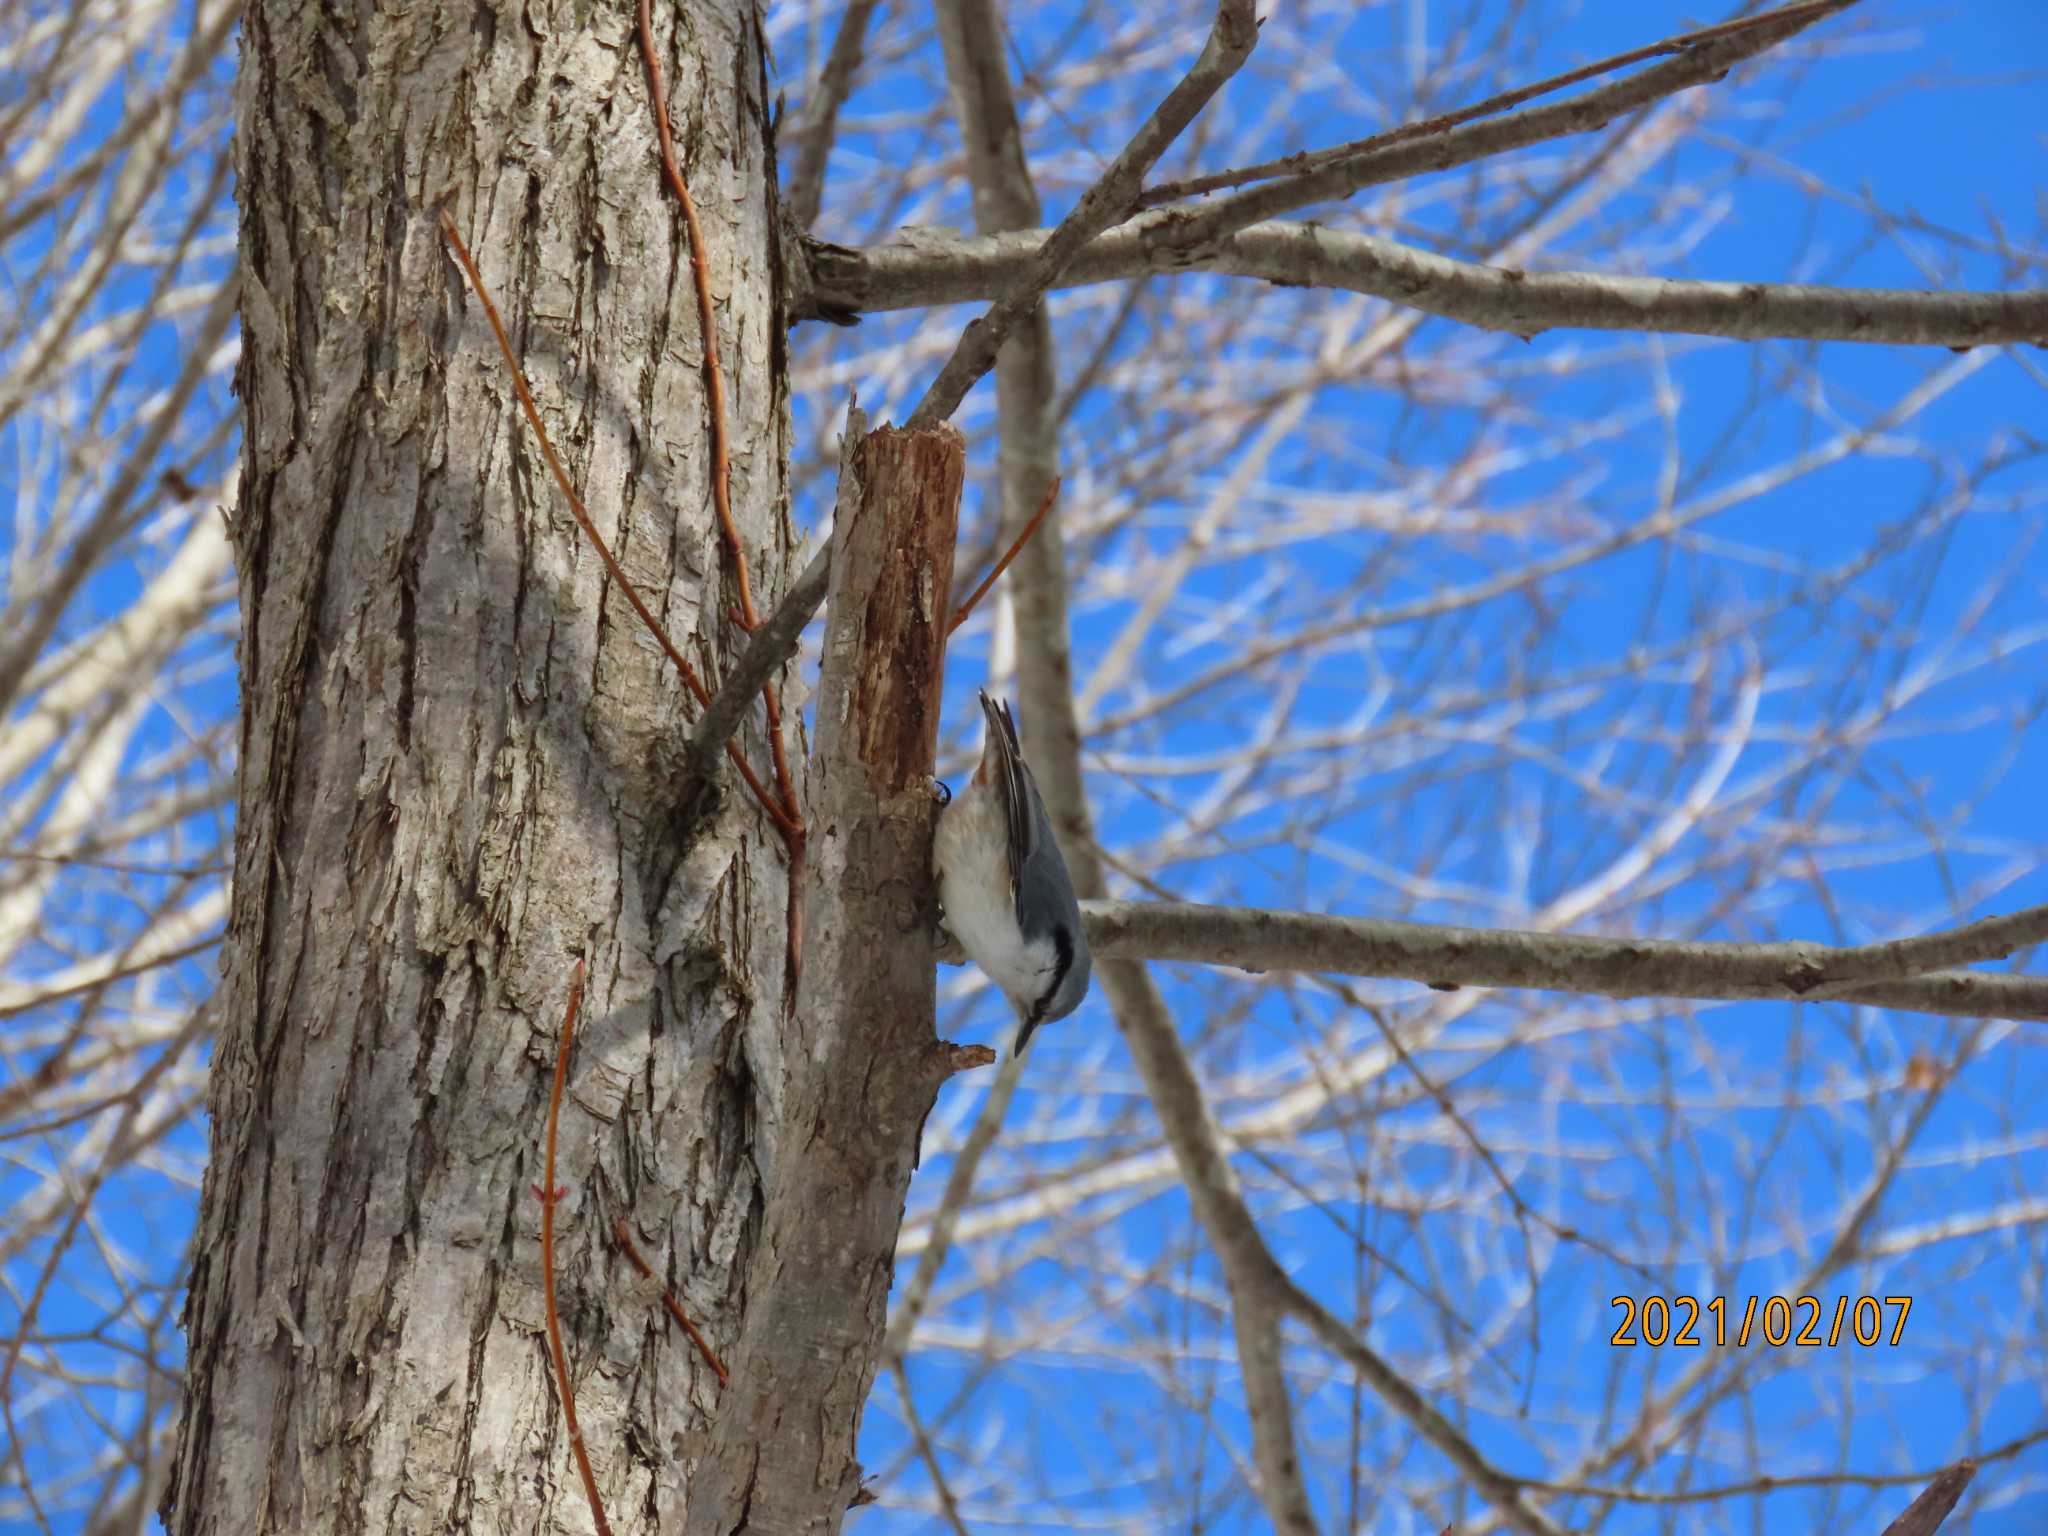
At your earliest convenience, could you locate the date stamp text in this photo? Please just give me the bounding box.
[1609,1295,1911,1347]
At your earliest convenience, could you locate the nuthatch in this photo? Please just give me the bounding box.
[933,689,1092,1053]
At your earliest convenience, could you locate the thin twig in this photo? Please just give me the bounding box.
[439,214,704,703]
[635,0,793,792]
[1144,0,1858,250]
[1139,0,1857,209]
[890,1360,975,1536]
[538,959,609,1536]
[637,0,755,629]
[0,1005,205,1415]
[437,211,798,838]
[1524,1446,2018,1507]
[0,934,221,1022]
[947,475,1058,636]
[611,1218,730,1388]
[1330,974,1655,1288]
[904,0,1260,429]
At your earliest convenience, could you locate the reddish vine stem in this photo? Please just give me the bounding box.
[634,2,807,999]
[539,960,610,1536]
[612,1218,731,1387]
[637,0,755,625]
[948,476,1060,636]
[437,212,798,839]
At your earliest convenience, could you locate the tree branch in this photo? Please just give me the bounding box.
[1083,899,2048,1022]
[1879,1459,1976,1536]
[683,423,967,1536]
[1091,955,1568,1534]
[1089,963,1322,1536]
[0,273,238,725]
[1136,0,1856,210]
[783,0,883,232]
[1278,1274,1568,1534]
[1153,0,1856,248]
[905,0,1259,429]
[803,219,2048,349]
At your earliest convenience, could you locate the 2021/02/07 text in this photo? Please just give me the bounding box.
[1610,1295,1911,1347]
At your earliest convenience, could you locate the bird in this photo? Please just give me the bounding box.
[932,689,1092,1054]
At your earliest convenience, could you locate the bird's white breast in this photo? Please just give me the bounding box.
[933,779,1057,1015]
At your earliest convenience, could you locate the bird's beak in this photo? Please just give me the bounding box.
[1012,1013,1041,1058]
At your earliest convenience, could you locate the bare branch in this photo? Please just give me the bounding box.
[684,422,966,1535]
[805,219,2048,348]
[1279,1276,1568,1535]
[1137,0,1859,210]
[905,0,1260,428]
[1084,899,2048,1022]
[784,0,884,231]
[1091,964,1318,1536]
[1529,1445,2019,1507]
[17,0,2046,1524]
[0,275,237,723]
[888,1360,976,1536]
[1094,957,1569,1535]
[0,0,240,244]
[923,8,1322,1533]
[1155,0,1857,247]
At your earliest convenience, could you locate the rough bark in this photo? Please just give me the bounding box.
[682,420,976,1535]
[166,0,793,1531]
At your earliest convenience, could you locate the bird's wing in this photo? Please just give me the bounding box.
[979,689,1037,907]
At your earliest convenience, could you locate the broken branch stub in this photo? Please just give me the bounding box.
[682,420,967,1536]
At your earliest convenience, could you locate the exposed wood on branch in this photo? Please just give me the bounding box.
[684,419,988,1536]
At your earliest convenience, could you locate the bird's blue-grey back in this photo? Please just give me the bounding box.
[1015,779,1092,1041]
[970,689,1093,1053]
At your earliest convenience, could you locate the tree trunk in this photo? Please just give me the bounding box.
[165,0,795,1530]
